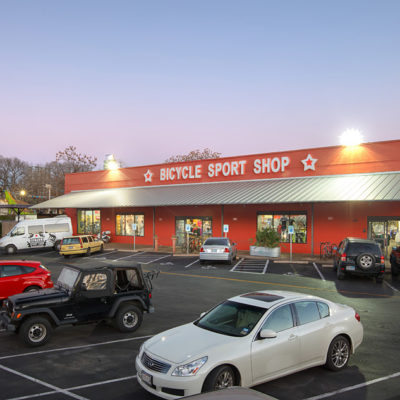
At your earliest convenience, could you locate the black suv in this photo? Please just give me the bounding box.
[0,264,157,346]
[333,237,385,283]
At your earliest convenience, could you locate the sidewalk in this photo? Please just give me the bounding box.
[103,242,325,263]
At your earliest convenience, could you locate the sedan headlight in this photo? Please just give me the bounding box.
[172,356,208,377]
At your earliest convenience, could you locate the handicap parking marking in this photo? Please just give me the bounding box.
[231,258,268,274]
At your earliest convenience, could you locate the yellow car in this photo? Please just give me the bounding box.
[60,235,104,258]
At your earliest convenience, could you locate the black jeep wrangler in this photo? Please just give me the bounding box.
[0,264,157,347]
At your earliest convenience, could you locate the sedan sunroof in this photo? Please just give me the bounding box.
[240,292,284,303]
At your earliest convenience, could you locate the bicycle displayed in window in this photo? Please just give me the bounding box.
[320,242,337,258]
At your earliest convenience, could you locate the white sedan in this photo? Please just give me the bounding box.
[135,290,363,399]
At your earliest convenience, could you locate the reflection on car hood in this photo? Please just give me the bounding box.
[144,322,239,364]
[10,288,70,308]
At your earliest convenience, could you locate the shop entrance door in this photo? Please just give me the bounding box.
[368,218,400,257]
[175,217,212,253]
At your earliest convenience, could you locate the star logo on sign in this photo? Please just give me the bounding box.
[301,154,318,171]
[144,169,153,182]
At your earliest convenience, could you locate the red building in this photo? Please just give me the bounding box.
[35,140,400,256]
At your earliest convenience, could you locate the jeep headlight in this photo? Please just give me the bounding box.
[172,356,208,377]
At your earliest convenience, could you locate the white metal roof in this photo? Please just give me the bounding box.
[31,172,400,209]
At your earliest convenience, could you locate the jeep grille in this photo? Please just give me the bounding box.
[141,352,171,374]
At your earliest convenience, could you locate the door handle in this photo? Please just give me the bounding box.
[288,334,297,341]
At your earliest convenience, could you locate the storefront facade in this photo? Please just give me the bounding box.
[34,140,400,256]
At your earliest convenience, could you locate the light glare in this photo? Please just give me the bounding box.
[340,129,363,146]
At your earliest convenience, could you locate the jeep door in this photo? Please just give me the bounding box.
[74,270,113,321]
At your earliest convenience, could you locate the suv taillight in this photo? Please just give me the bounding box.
[200,247,204,253]
[380,256,385,265]
[341,253,347,262]
[355,312,361,322]
[224,247,230,253]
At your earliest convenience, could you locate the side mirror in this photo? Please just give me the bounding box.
[259,329,277,339]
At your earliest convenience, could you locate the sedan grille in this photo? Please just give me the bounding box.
[141,352,171,374]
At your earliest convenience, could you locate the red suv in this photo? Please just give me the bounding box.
[0,261,53,301]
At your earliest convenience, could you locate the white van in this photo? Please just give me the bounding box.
[0,216,73,254]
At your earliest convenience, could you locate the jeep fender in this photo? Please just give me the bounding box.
[14,308,62,327]
[108,296,148,318]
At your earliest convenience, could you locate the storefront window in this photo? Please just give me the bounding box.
[175,217,212,252]
[116,214,144,236]
[257,213,307,243]
[77,210,101,235]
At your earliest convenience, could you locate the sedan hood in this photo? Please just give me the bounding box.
[144,323,239,364]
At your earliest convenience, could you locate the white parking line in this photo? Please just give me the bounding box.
[92,250,120,258]
[230,258,243,271]
[312,262,326,281]
[0,364,89,400]
[142,254,171,264]
[113,251,146,260]
[262,260,270,274]
[5,375,138,400]
[0,335,152,361]
[184,259,200,268]
[303,371,400,400]
[384,280,399,292]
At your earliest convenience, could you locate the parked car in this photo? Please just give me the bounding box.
[333,237,385,282]
[0,264,157,346]
[59,235,104,257]
[0,216,73,254]
[135,290,363,399]
[199,237,237,265]
[390,246,400,277]
[0,260,53,301]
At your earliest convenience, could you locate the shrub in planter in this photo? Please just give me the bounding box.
[250,228,281,257]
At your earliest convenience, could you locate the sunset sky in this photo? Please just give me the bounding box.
[0,0,399,169]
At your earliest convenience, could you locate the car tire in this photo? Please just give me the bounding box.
[114,304,143,333]
[391,262,399,277]
[24,286,41,292]
[325,335,350,371]
[53,240,61,252]
[203,365,236,392]
[19,316,53,347]
[337,265,345,280]
[333,259,337,271]
[356,253,374,270]
[100,244,104,252]
[86,248,91,256]
[5,244,17,255]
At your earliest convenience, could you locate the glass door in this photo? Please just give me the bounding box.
[175,217,212,253]
[368,218,400,257]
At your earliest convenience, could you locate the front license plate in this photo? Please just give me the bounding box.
[346,265,356,271]
[141,371,153,386]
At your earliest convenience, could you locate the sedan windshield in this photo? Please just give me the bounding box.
[195,300,267,337]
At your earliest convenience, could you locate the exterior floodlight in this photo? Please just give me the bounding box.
[104,154,120,170]
[339,129,363,146]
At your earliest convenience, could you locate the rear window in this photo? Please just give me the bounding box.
[348,243,381,254]
[62,238,81,245]
[204,238,229,246]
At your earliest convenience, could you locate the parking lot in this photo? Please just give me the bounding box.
[1,248,400,400]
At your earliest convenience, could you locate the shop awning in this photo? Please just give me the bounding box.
[30,172,400,209]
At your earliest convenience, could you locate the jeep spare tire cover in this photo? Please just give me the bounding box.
[356,253,374,269]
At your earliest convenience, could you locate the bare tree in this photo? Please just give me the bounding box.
[56,146,97,173]
[165,148,221,163]
[0,156,29,195]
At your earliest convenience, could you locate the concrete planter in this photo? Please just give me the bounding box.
[250,246,281,258]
